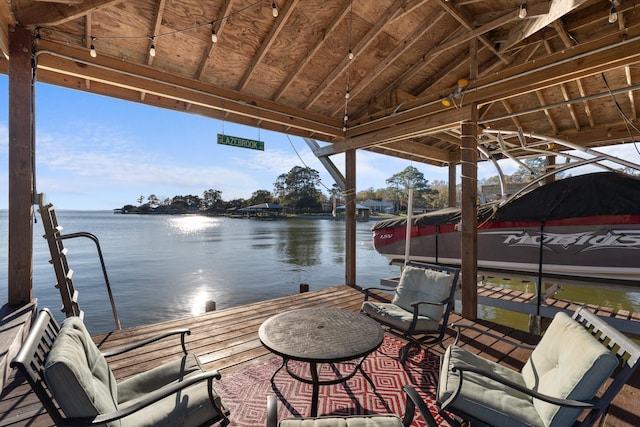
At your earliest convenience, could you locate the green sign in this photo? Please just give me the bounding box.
[217,134,264,151]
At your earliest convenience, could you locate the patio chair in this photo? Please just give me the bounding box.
[361,261,460,363]
[11,308,230,427]
[432,307,640,427]
[266,384,437,427]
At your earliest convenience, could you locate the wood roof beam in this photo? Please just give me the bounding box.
[437,0,514,63]
[559,122,640,146]
[195,0,235,81]
[0,0,16,59]
[345,5,446,113]
[271,0,351,102]
[501,99,523,129]
[146,0,166,67]
[370,139,453,165]
[301,0,407,110]
[341,8,447,118]
[501,0,589,50]
[317,107,470,157]
[377,4,526,108]
[575,79,595,127]
[34,40,342,140]
[349,25,640,140]
[15,0,125,26]
[235,0,300,91]
[626,66,637,121]
[468,25,640,104]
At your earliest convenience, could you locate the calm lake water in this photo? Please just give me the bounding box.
[1,211,638,335]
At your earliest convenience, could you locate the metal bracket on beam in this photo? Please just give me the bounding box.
[303,138,346,191]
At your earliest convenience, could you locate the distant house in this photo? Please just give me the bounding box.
[361,199,394,213]
[238,203,287,220]
[335,204,371,222]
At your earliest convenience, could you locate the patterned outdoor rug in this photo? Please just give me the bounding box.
[216,335,448,426]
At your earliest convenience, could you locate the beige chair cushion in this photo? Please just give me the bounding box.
[439,312,619,427]
[360,302,439,332]
[391,265,454,320]
[278,414,404,426]
[522,311,618,427]
[438,345,543,427]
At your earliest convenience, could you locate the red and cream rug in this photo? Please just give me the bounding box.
[216,335,448,426]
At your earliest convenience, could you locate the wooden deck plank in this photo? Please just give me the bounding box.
[1,285,639,426]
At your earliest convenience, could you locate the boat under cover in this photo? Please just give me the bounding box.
[372,172,640,286]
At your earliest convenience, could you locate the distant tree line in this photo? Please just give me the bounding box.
[119,158,562,215]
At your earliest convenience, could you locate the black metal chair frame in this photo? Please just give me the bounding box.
[437,306,640,427]
[11,308,230,427]
[362,261,460,363]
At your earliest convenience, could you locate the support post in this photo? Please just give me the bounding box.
[8,26,35,305]
[460,120,478,319]
[345,149,356,286]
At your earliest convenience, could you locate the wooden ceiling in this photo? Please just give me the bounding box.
[2,0,640,167]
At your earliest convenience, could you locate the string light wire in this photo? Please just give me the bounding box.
[40,0,267,57]
[343,0,354,133]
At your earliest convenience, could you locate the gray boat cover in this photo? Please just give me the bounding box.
[371,172,640,230]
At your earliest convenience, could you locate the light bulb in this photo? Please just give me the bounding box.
[518,3,527,19]
[272,2,278,17]
[458,78,469,88]
[211,29,218,43]
[348,49,354,60]
[149,44,156,57]
[90,44,97,58]
[609,6,618,23]
[441,98,451,107]
[344,114,348,122]
[345,90,350,99]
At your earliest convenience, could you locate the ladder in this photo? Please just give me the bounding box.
[37,197,122,329]
[37,201,83,320]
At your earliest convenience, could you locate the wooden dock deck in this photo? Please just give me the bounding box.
[1,284,639,426]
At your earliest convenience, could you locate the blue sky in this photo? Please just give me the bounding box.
[0,75,457,210]
[1,74,638,210]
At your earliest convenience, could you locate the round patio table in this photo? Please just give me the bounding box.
[258,307,384,417]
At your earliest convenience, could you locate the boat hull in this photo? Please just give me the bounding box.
[373,218,640,285]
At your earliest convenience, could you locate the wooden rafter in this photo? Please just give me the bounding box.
[271,0,351,102]
[626,66,637,121]
[235,0,300,91]
[536,90,559,134]
[501,99,523,129]
[346,8,447,117]
[437,0,514,64]
[15,0,125,26]
[195,0,235,80]
[379,6,525,107]
[501,0,589,50]
[0,0,16,59]
[575,79,595,127]
[146,0,166,67]
[301,1,408,110]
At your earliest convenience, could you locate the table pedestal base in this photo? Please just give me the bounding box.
[270,356,377,417]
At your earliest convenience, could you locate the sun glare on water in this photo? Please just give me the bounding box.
[167,215,221,235]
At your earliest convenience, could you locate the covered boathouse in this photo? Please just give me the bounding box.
[1,1,640,425]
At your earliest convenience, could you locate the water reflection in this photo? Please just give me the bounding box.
[480,277,640,332]
[277,220,322,266]
[167,215,221,235]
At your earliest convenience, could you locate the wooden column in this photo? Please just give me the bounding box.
[8,26,35,305]
[545,155,556,184]
[460,120,478,319]
[448,162,456,207]
[345,149,356,286]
